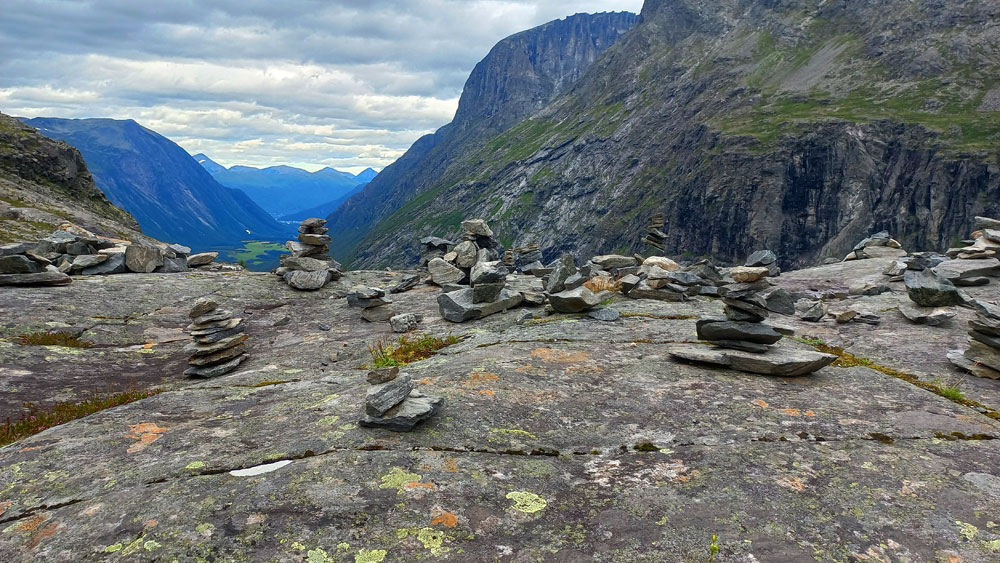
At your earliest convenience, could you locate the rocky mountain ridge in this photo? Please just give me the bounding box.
[336,0,1000,270]
[326,11,640,264]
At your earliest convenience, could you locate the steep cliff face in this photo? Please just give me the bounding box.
[342,0,1000,269]
[22,118,288,249]
[0,112,141,243]
[327,11,639,263]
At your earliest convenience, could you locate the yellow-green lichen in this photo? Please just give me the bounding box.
[104,543,123,553]
[291,541,306,550]
[506,491,547,513]
[983,539,1000,551]
[185,461,206,470]
[958,521,979,541]
[307,548,330,563]
[337,542,351,551]
[378,467,421,493]
[196,523,215,537]
[417,527,449,555]
[489,428,537,441]
[355,548,388,562]
[143,540,161,551]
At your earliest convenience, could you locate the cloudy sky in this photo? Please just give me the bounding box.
[0,1,643,174]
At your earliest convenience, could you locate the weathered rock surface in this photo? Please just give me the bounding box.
[670,344,837,376]
[899,302,956,326]
[438,287,523,322]
[283,269,332,291]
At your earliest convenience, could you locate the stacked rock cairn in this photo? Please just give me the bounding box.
[359,366,444,431]
[643,213,667,252]
[514,242,544,274]
[419,236,454,268]
[347,286,393,322]
[948,302,1000,380]
[946,216,1000,260]
[696,271,788,354]
[183,297,249,377]
[276,218,342,290]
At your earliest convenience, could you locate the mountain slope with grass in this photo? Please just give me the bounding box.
[342,0,1000,269]
[326,11,641,264]
[22,118,288,250]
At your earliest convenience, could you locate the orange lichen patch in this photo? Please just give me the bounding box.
[783,408,801,417]
[431,511,458,528]
[404,481,435,490]
[530,348,590,363]
[0,502,11,516]
[17,514,47,531]
[19,445,44,452]
[468,371,500,384]
[752,399,769,409]
[477,390,496,397]
[776,476,806,491]
[443,458,459,473]
[416,378,434,385]
[143,341,156,349]
[125,422,167,453]
[143,519,158,529]
[804,411,816,417]
[27,520,60,549]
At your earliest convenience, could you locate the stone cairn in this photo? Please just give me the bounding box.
[419,236,453,268]
[276,218,342,290]
[514,243,544,274]
[347,286,393,322]
[946,216,1000,260]
[642,213,667,252]
[359,366,444,431]
[183,297,248,378]
[948,302,1000,380]
[697,271,787,354]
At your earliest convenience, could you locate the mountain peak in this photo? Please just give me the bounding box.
[192,153,226,174]
[356,168,378,182]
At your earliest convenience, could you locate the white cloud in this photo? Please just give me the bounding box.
[0,0,644,171]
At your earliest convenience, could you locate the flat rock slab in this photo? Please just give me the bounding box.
[669,344,837,376]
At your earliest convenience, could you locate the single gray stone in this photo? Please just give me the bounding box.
[974,216,1000,230]
[849,283,890,296]
[189,318,242,337]
[696,320,783,345]
[284,269,332,290]
[298,233,332,245]
[440,283,467,293]
[367,367,400,384]
[0,242,35,256]
[798,301,827,322]
[461,219,493,237]
[971,314,1000,337]
[168,243,192,256]
[721,280,771,299]
[361,305,394,322]
[746,250,777,267]
[563,273,587,291]
[934,258,1000,281]
[711,340,770,353]
[965,340,1000,371]
[685,260,722,282]
[591,255,636,269]
[948,349,1000,380]
[194,321,247,344]
[428,258,465,285]
[438,288,523,322]
[125,244,164,273]
[904,269,965,307]
[549,286,602,313]
[627,281,687,302]
[159,256,188,273]
[65,241,93,256]
[471,260,506,285]
[898,302,955,326]
[698,285,723,297]
[0,271,72,286]
[669,345,836,377]
[187,252,219,267]
[724,305,766,323]
[520,291,546,305]
[520,261,545,275]
[359,391,444,432]
[390,313,419,333]
[184,353,248,378]
[188,342,248,367]
[969,330,1000,350]
[189,297,219,318]
[588,308,620,322]
[419,236,453,248]
[620,274,641,294]
[282,256,332,272]
[666,271,705,286]
[389,275,421,294]
[905,252,949,271]
[80,252,127,275]
[347,289,391,308]
[453,240,479,268]
[954,277,990,287]
[983,229,1000,244]
[366,375,414,416]
[476,247,498,264]
[0,254,44,274]
[758,286,795,315]
[883,260,907,277]
[190,309,233,326]
[301,217,326,228]
[472,282,505,304]
[545,254,577,293]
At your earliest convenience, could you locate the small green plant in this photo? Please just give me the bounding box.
[633,442,661,452]
[16,331,93,348]
[934,378,966,401]
[364,333,461,368]
[1,387,160,447]
[707,534,720,563]
[793,335,826,347]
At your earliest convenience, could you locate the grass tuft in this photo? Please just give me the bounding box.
[1,387,160,447]
[16,331,93,348]
[364,333,461,369]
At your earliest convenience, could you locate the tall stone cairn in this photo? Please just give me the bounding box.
[643,213,667,252]
[183,297,249,378]
[276,218,341,290]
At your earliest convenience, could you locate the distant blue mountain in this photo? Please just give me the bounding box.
[194,154,375,219]
[22,118,289,249]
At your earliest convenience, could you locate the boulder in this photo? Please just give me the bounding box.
[81,252,128,275]
[159,257,188,273]
[591,255,636,269]
[746,250,777,267]
[167,243,192,257]
[619,274,641,294]
[361,305,395,322]
[428,258,465,285]
[438,288,523,322]
[549,286,602,313]
[461,219,493,237]
[0,271,72,286]
[904,269,965,307]
[0,254,45,274]
[470,260,506,285]
[390,313,419,333]
[545,254,577,293]
[282,256,333,272]
[0,242,36,256]
[642,256,680,272]
[70,254,108,271]
[472,282,505,303]
[669,345,836,376]
[933,258,1000,281]
[758,286,795,315]
[125,244,164,273]
[729,266,769,283]
[696,320,783,345]
[453,241,478,268]
[898,302,955,326]
[283,270,332,290]
[187,252,219,267]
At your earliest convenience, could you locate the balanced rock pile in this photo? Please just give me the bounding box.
[347,286,393,322]
[946,216,1000,260]
[844,231,905,261]
[359,367,444,431]
[427,219,504,287]
[670,280,836,376]
[642,213,667,252]
[276,218,342,290]
[545,254,607,314]
[419,236,453,268]
[948,302,1000,380]
[183,298,249,378]
[439,259,522,322]
[514,243,544,273]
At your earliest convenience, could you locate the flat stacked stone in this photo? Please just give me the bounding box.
[419,236,453,268]
[515,243,544,274]
[746,249,780,277]
[844,230,906,261]
[347,286,393,322]
[642,213,667,251]
[438,259,523,322]
[948,301,1000,380]
[945,216,1000,260]
[276,218,341,290]
[358,367,444,431]
[183,298,248,378]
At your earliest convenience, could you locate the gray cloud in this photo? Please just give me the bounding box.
[0,0,643,173]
